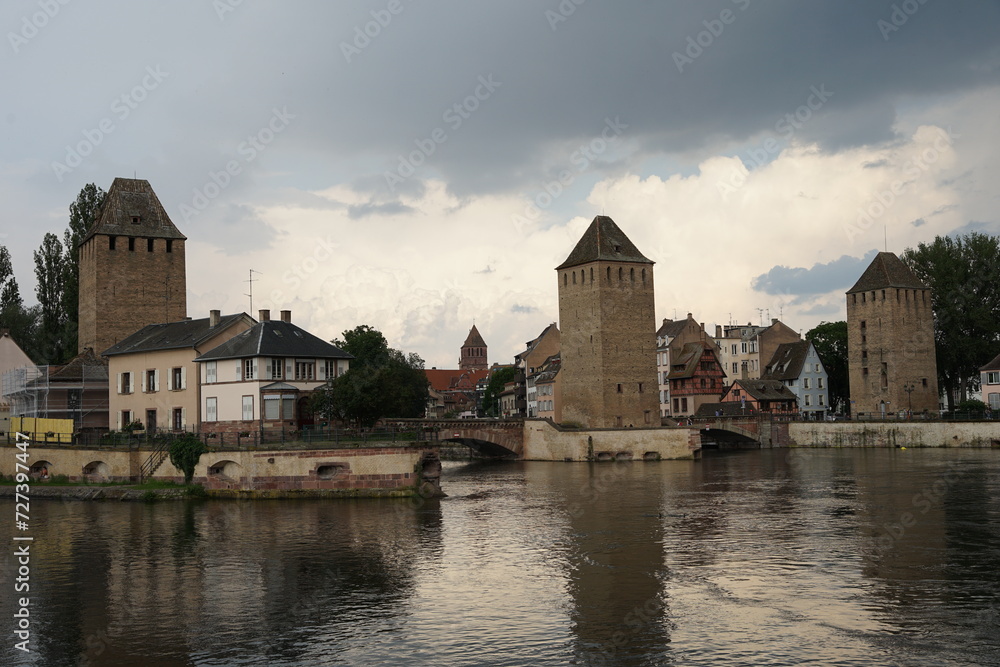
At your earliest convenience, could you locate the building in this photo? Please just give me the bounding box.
[557,216,659,428]
[424,367,489,418]
[981,352,1000,412]
[0,332,34,436]
[194,310,352,436]
[516,322,560,418]
[2,348,109,434]
[666,340,727,418]
[102,310,255,432]
[459,324,488,371]
[656,314,711,419]
[846,252,939,416]
[534,355,562,422]
[715,319,801,384]
[718,378,798,415]
[78,178,188,355]
[763,340,829,419]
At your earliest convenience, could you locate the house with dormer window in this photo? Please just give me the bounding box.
[763,340,829,419]
[195,310,352,436]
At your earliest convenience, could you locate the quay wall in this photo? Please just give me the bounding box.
[523,419,699,461]
[790,421,1000,448]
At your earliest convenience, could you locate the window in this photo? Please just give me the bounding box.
[242,395,254,420]
[803,378,810,389]
[147,238,154,252]
[271,358,283,380]
[638,383,644,393]
[881,362,888,389]
[131,215,141,224]
[244,358,256,380]
[166,240,173,253]
[295,361,315,380]
[206,361,217,384]
[172,367,184,390]
[818,394,825,406]
[804,394,812,406]
[206,397,217,422]
[617,383,623,393]
[989,393,1000,410]
[120,410,132,428]
[818,377,824,389]
[128,237,135,251]
[264,395,295,420]
[988,372,1000,385]
[145,369,157,393]
[173,408,183,431]
[860,320,866,330]
[741,342,747,354]
[109,236,116,250]
[119,372,132,394]
[921,378,928,387]
[731,345,737,355]
[815,364,821,373]
[681,398,688,412]
[732,363,738,374]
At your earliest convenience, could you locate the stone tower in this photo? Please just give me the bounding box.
[846,252,939,416]
[459,324,488,371]
[557,215,660,428]
[78,178,187,355]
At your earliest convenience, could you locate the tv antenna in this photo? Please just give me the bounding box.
[246,269,262,314]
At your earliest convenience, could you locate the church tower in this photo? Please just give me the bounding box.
[78,178,187,354]
[459,324,488,371]
[557,215,660,428]
[846,252,939,415]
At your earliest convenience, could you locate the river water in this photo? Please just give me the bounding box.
[2,448,999,666]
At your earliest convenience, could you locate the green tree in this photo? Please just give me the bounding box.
[168,434,208,484]
[312,325,428,427]
[61,183,106,357]
[482,365,517,417]
[902,233,1000,409]
[0,246,37,357]
[33,233,67,363]
[805,321,849,414]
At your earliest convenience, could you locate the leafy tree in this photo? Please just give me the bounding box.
[33,233,67,363]
[0,246,37,357]
[902,233,1000,409]
[482,365,517,417]
[169,434,208,484]
[805,321,849,413]
[61,183,106,357]
[312,325,428,427]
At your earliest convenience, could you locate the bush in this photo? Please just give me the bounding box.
[168,434,208,484]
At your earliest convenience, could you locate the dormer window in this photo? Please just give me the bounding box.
[131,216,141,224]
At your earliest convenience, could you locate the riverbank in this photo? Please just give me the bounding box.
[0,484,193,501]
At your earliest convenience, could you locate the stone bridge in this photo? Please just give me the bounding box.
[384,419,526,458]
[692,417,793,448]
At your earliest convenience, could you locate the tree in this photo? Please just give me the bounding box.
[0,245,37,357]
[61,183,106,357]
[168,434,208,485]
[312,325,428,427]
[805,321,849,414]
[33,233,67,363]
[902,233,1000,409]
[482,366,517,417]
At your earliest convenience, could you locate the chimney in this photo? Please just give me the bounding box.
[715,324,722,338]
[209,310,221,327]
[280,310,291,323]
[771,318,779,325]
[259,309,270,322]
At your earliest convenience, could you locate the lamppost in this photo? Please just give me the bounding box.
[903,382,916,418]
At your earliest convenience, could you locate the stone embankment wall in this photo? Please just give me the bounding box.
[523,419,699,461]
[790,422,1000,448]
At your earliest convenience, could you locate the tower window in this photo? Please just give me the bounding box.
[109,236,116,250]
[630,268,635,283]
[617,383,622,393]
[128,237,135,251]
[166,240,173,253]
[564,273,568,286]
[572,272,576,285]
[641,268,646,285]
[618,267,623,281]
[590,267,594,282]
[606,267,611,283]
[147,238,154,252]
[131,216,141,224]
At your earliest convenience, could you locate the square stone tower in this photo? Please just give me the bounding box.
[846,252,939,415]
[557,215,660,427]
[78,178,187,355]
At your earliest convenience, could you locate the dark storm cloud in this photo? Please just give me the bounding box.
[751,250,879,296]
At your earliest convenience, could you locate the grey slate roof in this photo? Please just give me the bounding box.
[981,352,1000,372]
[847,252,928,294]
[82,178,186,245]
[730,378,797,402]
[556,216,653,270]
[763,341,812,381]
[102,314,251,357]
[195,320,353,362]
[656,318,688,339]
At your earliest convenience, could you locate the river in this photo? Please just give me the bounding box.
[2,448,999,666]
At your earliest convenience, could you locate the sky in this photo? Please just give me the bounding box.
[2,0,998,368]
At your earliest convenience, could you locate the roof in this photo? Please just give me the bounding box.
[516,323,559,362]
[38,348,108,383]
[656,318,688,339]
[102,313,251,357]
[981,352,1000,372]
[763,341,812,381]
[556,215,653,270]
[424,368,491,392]
[463,325,487,348]
[847,252,929,294]
[81,178,186,245]
[194,320,353,362]
[729,378,797,402]
[667,341,718,380]
[695,402,752,417]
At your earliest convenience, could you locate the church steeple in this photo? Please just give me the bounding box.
[459,325,488,371]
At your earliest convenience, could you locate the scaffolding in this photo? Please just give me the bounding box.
[2,360,109,432]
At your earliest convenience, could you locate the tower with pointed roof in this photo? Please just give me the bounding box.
[78,178,188,355]
[846,251,939,415]
[459,324,488,371]
[556,215,659,428]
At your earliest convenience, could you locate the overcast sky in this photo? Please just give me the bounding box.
[3,0,998,368]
